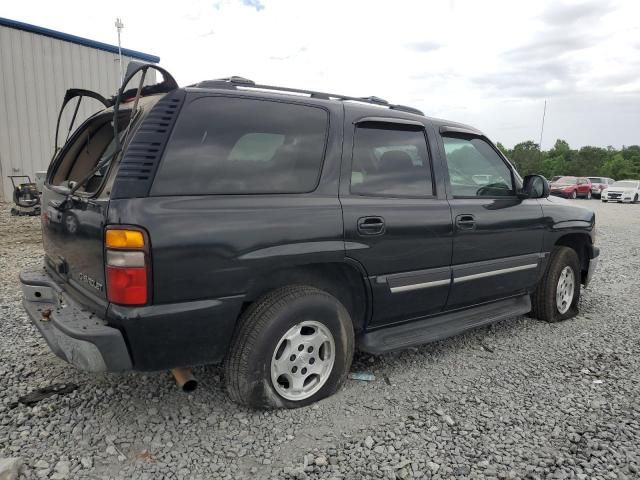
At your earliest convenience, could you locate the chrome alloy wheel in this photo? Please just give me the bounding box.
[556,266,575,314]
[270,320,335,401]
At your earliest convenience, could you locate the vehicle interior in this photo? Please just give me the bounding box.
[49,113,130,194]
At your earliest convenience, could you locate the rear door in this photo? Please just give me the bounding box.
[42,65,180,314]
[340,112,453,327]
[438,130,545,310]
[43,109,127,314]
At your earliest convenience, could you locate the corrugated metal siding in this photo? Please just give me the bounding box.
[0,25,156,201]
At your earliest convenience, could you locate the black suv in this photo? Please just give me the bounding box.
[21,64,599,408]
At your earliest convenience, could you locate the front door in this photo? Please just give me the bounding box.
[438,132,545,310]
[340,114,453,327]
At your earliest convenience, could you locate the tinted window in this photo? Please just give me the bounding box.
[350,123,433,197]
[442,136,514,197]
[151,97,328,195]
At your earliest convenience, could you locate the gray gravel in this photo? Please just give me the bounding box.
[1,200,639,480]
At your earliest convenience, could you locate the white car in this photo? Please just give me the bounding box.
[601,180,640,203]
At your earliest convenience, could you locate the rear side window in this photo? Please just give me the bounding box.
[151,97,328,195]
[350,123,433,197]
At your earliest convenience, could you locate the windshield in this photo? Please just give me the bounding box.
[612,181,639,188]
[555,176,577,185]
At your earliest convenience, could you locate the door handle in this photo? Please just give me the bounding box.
[357,216,385,235]
[455,214,476,230]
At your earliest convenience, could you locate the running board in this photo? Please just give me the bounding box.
[359,294,531,354]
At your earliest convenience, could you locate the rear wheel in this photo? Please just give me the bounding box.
[530,246,581,322]
[586,190,592,200]
[224,286,354,408]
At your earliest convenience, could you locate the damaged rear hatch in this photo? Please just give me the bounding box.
[41,64,178,316]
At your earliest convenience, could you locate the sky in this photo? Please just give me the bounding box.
[3,0,640,149]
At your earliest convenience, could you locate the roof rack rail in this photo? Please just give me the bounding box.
[191,77,424,116]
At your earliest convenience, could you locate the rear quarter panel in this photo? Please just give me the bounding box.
[107,97,345,305]
[107,194,345,304]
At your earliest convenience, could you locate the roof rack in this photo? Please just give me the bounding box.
[191,77,424,116]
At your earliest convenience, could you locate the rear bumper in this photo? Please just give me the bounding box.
[20,268,246,372]
[20,269,132,372]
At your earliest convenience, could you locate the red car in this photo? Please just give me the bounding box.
[550,176,592,199]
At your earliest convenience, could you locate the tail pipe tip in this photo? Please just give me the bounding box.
[171,368,198,392]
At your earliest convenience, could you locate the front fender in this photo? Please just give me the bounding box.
[540,197,596,250]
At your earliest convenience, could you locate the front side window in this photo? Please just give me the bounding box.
[152,97,328,195]
[442,136,514,197]
[350,123,433,197]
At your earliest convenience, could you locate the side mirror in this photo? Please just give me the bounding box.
[522,174,550,199]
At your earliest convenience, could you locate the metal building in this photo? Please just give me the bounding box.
[0,17,160,201]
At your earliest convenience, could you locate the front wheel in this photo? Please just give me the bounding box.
[570,190,577,199]
[224,286,354,408]
[586,190,592,200]
[634,194,639,204]
[530,246,581,322]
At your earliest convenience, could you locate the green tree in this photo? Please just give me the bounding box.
[496,142,510,157]
[600,153,638,179]
[511,141,541,175]
[548,139,571,159]
[574,146,607,176]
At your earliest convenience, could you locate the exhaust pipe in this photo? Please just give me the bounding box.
[171,368,198,392]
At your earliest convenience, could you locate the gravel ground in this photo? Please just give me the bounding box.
[1,199,639,480]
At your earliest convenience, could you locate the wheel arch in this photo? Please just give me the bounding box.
[242,261,371,334]
[554,233,592,284]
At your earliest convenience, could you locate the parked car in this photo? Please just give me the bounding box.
[20,64,599,408]
[587,177,615,199]
[601,180,640,203]
[549,176,592,199]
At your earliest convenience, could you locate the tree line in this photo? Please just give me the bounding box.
[496,140,640,180]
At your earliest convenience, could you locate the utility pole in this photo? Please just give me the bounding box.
[115,18,124,85]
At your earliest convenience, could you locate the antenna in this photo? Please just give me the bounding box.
[115,18,125,85]
[538,99,547,153]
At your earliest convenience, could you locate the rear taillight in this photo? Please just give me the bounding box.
[104,227,149,305]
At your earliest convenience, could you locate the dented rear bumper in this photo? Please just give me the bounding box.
[20,269,132,372]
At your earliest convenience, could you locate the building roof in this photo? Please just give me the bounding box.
[0,17,160,63]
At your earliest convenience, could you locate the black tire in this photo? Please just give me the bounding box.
[586,190,592,200]
[224,286,354,409]
[530,246,581,322]
[570,190,577,199]
[634,194,639,204]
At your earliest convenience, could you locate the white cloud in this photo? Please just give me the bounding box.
[3,0,640,148]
